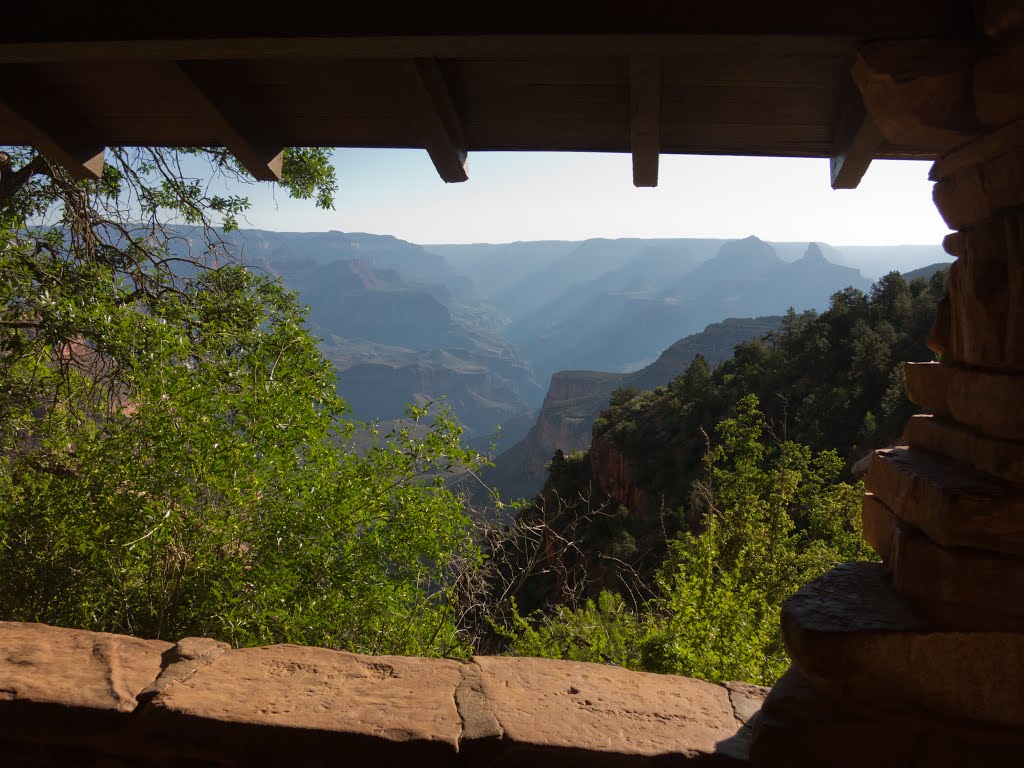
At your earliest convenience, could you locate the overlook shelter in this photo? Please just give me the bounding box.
[2,2,1024,765]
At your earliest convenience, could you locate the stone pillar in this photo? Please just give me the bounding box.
[751,6,1024,766]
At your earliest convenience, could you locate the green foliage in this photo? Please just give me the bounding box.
[590,272,946,519]
[501,396,874,685]
[500,592,646,668]
[0,146,479,656]
[0,265,480,653]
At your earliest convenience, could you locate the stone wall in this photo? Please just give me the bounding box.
[750,8,1024,764]
[0,621,765,767]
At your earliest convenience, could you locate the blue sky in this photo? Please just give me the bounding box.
[237,149,950,247]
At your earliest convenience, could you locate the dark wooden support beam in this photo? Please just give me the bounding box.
[829,86,884,189]
[409,59,468,183]
[169,62,284,182]
[0,66,105,180]
[630,55,661,188]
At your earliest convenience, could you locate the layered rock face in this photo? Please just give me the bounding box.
[751,18,1024,764]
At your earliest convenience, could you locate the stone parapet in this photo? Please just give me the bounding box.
[0,621,763,767]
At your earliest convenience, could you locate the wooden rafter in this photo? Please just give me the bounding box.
[829,85,884,189]
[630,55,661,187]
[0,66,105,180]
[168,62,284,182]
[409,59,468,183]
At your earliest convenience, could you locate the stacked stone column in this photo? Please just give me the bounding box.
[752,123,1024,767]
[751,9,1024,765]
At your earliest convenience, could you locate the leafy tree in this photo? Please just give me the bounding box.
[0,146,480,655]
[500,396,873,685]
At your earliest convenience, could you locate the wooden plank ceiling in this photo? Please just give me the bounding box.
[0,1,975,188]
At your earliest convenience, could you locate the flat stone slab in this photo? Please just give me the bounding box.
[0,621,759,766]
[904,362,954,416]
[133,643,465,765]
[863,494,1024,620]
[865,447,1024,555]
[905,363,1024,440]
[861,492,899,560]
[903,413,1024,484]
[473,655,748,764]
[751,665,1024,768]
[947,367,1024,440]
[0,621,171,745]
[782,562,1024,727]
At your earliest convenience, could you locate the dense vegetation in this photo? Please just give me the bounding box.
[500,396,872,684]
[0,143,947,689]
[0,146,480,656]
[593,271,946,512]
[487,271,945,683]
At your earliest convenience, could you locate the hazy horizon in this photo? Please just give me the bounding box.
[235,149,951,247]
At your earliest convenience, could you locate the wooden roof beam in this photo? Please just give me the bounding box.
[409,59,468,183]
[630,55,661,187]
[0,66,105,180]
[169,62,284,182]
[829,85,884,189]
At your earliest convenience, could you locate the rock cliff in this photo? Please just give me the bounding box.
[479,316,783,506]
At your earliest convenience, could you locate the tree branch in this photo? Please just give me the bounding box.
[0,151,52,209]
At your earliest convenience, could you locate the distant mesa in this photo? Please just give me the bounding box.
[195,228,949,466]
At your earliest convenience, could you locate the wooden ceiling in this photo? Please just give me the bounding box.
[0,1,976,188]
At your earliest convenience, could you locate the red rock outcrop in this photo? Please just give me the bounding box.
[589,431,650,519]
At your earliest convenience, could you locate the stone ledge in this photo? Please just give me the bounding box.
[945,361,1024,442]
[0,621,762,766]
[902,413,1024,484]
[781,563,1024,727]
[0,620,172,754]
[907,364,1024,440]
[903,361,954,415]
[865,446,1024,555]
[862,494,1024,620]
[751,666,1024,768]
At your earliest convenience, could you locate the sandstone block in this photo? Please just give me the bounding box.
[751,665,1024,768]
[472,655,747,765]
[852,41,977,152]
[781,562,1024,727]
[902,413,1024,483]
[135,637,230,706]
[927,295,952,356]
[947,367,1024,439]
[722,680,769,727]
[975,41,1024,127]
[943,231,967,258]
[930,119,1024,180]
[944,225,1013,368]
[932,143,1024,230]
[865,447,1024,555]
[862,494,1024,619]
[0,621,171,749]
[861,492,898,561]
[903,362,953,415]
[132,644,465,766]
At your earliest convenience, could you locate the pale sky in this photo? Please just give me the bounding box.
[239,149,950,247]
